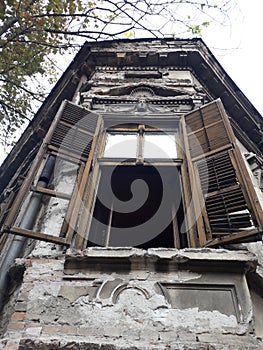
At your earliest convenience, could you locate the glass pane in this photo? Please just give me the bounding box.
[104,133,137,158]
[144,134,177,158]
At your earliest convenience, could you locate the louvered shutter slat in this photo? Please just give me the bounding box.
[59,102,99,131]
[49,102,99,159]
[182,99,263,247]
[3,100,102,246]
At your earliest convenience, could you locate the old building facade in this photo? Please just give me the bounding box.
[0,38,263,349]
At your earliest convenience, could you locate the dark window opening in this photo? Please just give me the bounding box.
[87,165,185,248]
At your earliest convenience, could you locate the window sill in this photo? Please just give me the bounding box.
[64,247,257,275]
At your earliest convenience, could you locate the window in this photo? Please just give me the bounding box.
[87,164,185,249]
[104,133,137,158]
[104,126,178,160]
[144,134,177,158]
[82,123,184,249]
[2,99,263,249]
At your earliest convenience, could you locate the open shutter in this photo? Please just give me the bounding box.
[3,100,102,245]
[182,99,263,247]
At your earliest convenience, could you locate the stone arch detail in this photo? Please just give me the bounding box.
[112,283,151,304]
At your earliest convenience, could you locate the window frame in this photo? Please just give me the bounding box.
[74,118,188,249]
[104,126,178,161]
[101,121,180,163]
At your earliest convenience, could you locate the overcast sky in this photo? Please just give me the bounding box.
[202,0,263,115]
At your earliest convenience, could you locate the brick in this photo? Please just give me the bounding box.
[4,339,20,350]
[17,291,29,301]
[104,326,122,338]
[60,325,78,335]
[42,324,77,336]
[139,329,158,341]
[77,326,105,338]
[8,322,24,331]
[14,302,27,312]
[22,282,34,292]
[25,326,42,337]
[42,324,60,335]
[122,329,140,341]
[78,327,94,337]
[178,331,197,342]
[159,331,178,342]
[11,312,26,322]
[26,322,42,329]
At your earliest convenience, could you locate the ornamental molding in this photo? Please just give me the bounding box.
[81,82,197,99]
[82,96,197,114]
[81,83,206,113]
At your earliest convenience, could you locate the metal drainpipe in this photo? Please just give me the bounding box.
[0,155,56,310]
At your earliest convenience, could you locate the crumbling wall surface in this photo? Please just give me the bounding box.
[0,256,27,339]
[1,248,263,350]
[0,280,21,339]
[250,288,263,338]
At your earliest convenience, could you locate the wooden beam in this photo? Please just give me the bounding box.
[7,227,69,246]
[204,228,261,247]
[31,186,71,200]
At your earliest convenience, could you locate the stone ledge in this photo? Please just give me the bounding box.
[16,335,263,350]
[64,247,257,274]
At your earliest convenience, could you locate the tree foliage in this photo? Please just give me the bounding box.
[0,0,235,150]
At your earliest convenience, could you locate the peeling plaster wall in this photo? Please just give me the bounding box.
[0,281,21,338]
[36,158,78,236]
[29,159,78,257]
[250,289,263,338]
[1,248,263,349]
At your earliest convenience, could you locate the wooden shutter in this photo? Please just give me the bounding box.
[182,99,263,247]
[3,100,102,245]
